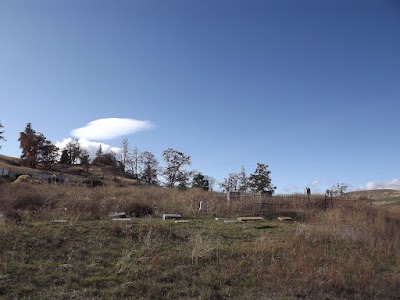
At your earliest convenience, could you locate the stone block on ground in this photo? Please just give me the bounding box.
[237,217,264,222]
[162,213,182,220]
[109,212,127,218]
[278,216,293,222]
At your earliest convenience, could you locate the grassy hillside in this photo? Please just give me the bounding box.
[346,189,400,209]
[1,155,400,299]
[0,154,139,186]
[0,181,400,299]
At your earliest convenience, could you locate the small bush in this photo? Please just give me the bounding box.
[13,193,46,212]
[4,209,23,224]
[125,202,154,218]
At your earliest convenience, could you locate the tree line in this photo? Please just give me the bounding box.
[0,120,5,150]
[0,122,277,193]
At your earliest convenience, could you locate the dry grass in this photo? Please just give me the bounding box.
[0,182,400,299]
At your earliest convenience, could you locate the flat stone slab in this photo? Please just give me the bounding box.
[278,216,293,222]
[175,220,189,223]
[162,214,182,220]
[109,212,127,218]
[112,218,131,221]
[237,217,264,222]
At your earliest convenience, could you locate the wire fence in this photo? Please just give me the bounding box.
[226,192,372,217]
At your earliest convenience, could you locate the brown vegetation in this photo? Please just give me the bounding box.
[0,181,399,299]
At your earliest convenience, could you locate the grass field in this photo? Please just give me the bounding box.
[1,180,400,299]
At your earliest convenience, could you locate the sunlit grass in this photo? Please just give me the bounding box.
[0,182,399,299]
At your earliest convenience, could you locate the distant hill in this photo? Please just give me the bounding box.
[0,154,22,167]
[346,189,400,208]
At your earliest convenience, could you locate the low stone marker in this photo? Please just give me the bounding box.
[162,214,182,220]
[237,217,264,222]
[109,212,127,218]
[175,220,189,223]
[278,216,293,222]
[49,220,68,224]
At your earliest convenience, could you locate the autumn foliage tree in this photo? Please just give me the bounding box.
[18,123,58,169]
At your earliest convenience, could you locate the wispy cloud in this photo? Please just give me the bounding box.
[358,179,400,191]
[56,138,120,159]
[282,185,299,193]
[311,179,320,186]
[71,118,153,140]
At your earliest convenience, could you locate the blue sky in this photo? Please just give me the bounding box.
[1,0,399,193]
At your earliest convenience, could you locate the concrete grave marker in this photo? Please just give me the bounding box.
[278,216,293,222]
[237,217,264,222]
[109,212,127,218]
[162,214,182,220]
[49,220,68,224]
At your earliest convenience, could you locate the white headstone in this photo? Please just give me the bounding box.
[199,200,208,211]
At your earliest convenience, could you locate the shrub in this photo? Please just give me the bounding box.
[13,193,46,212]
[4,209,23,224]
[125,202,154,218]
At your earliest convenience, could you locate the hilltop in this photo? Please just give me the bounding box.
[0,154,140,186]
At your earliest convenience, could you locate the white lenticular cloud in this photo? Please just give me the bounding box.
[359,179,400,190]
[71,118,153,140]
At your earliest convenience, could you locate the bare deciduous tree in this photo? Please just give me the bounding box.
[219,173,239,192]
[329,183,349,197]
[162,148,191,188]
[139,151,159,185]
[64,139,82,164]
[0,121,5,149]
[205,176,217,191]
[119,138,130,172]
[127,147,140,178]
